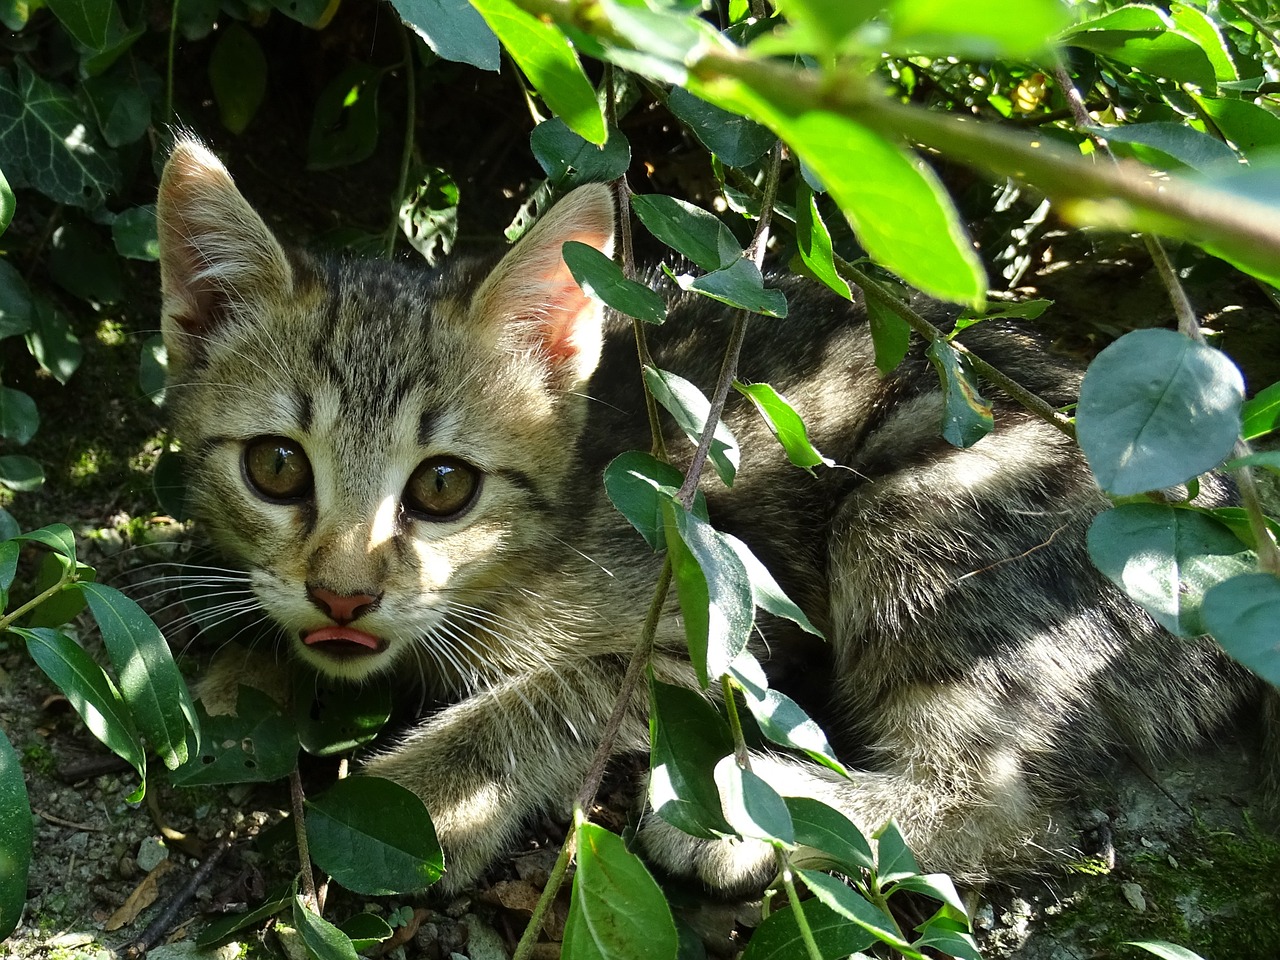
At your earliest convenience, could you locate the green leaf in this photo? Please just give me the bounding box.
[46,0,141,74]
[270,0,335,28]
[152,450,189,521]
[50,220,124,303]
[139,333,167,406]
[1170,3,1236,83]
[563,821,678,960]
[793,181,851,300]
[77,581,199,770]
[952,299,1052,334]
[914,923,982,960]
[884,0,1069,59]
[0,540,17,597]
[730,663,845,775]
[16,626,146,799]
[740,898,874,960]
[209,23,267,135]
[338,912,394,951]
[308,62,383,171]
[1225,451,1280,475]
[0,166,12,235]
[648,675,735,838]
[13,523,76,561]
[170,686,298,785]
[0,387,37,446]
[1242,380,1280,441]
[644,366,739,485]
[1088,504,1256,637]
[677,258,789,319]
[874,819,921,883]
[632,194,742,272]
[83,68,157,148]
[714,755,794,846]
[531,118,630,187]
[866,295,912,376]
[293,896,359,960]
[24,298,81,385]
[666,86,773,168]
[398,166,459,265]
[892,873,968,916]
[664,502,754,685]
[0,61,120,208]
[470,0,605,144]
[1085,122,1237,173]
[1193,96,1280,156]
[22,551,91,628]
[1077,329,1243,496]
[603,451,689,551]
[0,509,17,543]
[293,673,391,757]
[785,796,874,873]
[721,530,823,637]
[563,240,666,323]
[1125,940,1210,960]
[112,205,159,261]
[196,891,291,948]
[925,339,993,448]
[1063,7,1217,90]
[691,78,985,305]
[799,869,912,949]
[1201,573,1280,686]
[0,455,44,492]
[0,727,32,941]
[393,0,500,71]
[0,260,32,339]
[734,381,832,473]
[306,777,443,894]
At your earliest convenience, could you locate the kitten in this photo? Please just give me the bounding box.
[156,139,1263,894]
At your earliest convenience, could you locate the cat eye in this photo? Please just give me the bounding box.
[405,457,479,519]
[243,436,314,501]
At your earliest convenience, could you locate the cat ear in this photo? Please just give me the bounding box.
[471,184,616,389]
[156,139,294,367]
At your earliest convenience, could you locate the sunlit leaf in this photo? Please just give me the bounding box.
[293,673,392,757]
[676,258,789,318]
[0,260,32,339]
[293,896,359,960]
[394,0,499,71]
[734,380,832,473]
[925,339,993,448]
[648,675,734,838]
[1241,380,1280,441]
[799,869,909,948]
[1063,7,1217,90]
[786,796,873,873]
[644,365,740,485]
[714,755,794,846]
[885,0,1069,59]
[793,180,851,300]
[604,451,690,551]
[563,240,666,323]
[632,194,742,272]
[170,686,298,785]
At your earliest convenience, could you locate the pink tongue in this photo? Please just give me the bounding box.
[303,626,382,650]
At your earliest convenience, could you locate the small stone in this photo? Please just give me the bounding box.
[461,914,509,960]
[1121,882,1147,912]
[136,836,169,871]
[1168,855,1179,868]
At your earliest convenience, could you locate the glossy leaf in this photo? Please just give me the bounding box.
[677,258,789,318]
[0,727,32,940]
[196,891,291,947]
[0,539,17,595]
[723,528,823,634]
[648,675,734,838]
[0,260,32,339]
[714,754,794,846]
[339,912,394,951]
[914,923,982,960]
[171,686,298,786]
[1086,122,1237,173]
[17,626,146,799]
[644,366,740,485]
[604,450,691,551]
[893,873,968,916]
[139,334,167,407]
[734,381,832,473]
[1201,573,1280,686]
[26,299,83,386]
[664,502,754,685]
[1242,380,1280,441]
[1077,329,1243,496]
[308,62,383,171]
[471,0,605,144]
[293,673,392,757]
[786,796,874,873]
[1125,941,1209,960]
[531,118,630,187]
[632,194,741,272]
[22,551,91,629]
[0,166,12,234]
[1171,3,1236,83]
[925,339,993,448]
[563,240,666,323]
[0,510,17,543]
[793,181,851,300]
[885,0,1069,59]
[740,898,874,960]
[0,61,119,208]
[731,665,845,774]
[209,23,267,135]
[293,896,359,960]
[1193,96,1280,156]
[306,777,443,894]
[0,387,37,446]
[393,0,499,70]
[563,821,678,960]
[78,581,198,769]
[1063,7,1217,90]
[666,86,773,168]
[13,523,76,561]
[1088,504,1255,637]
[0,456,42,492]
[799,869,910,949]
[874,819,921,883]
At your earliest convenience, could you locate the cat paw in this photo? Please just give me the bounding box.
[637,815,777,895]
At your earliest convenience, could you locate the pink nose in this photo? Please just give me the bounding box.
[307,585,380,624]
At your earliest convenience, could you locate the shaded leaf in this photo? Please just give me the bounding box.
[393,0,499,70]
[667,86,773,168]
[113,205,159,261]
[83,68,157,148]
[46,0,141,74]
[867,295,912,375]
[293,673,392,757]
[0,455,43,492]
[531,118,630,187]
[22,550,91,628]
[0,166,11,234]
[170,686,298,786]
[196,891,291,947]
[1201,573,1280,687]
[339,912,394,951]
[0,386,37,446]
[308,62,383,171]
[648,675,734,838]
[563,821,678,960]
[925,339,993,448]
[24,298,81,384]
[604,451,689,551]
[139,334,167,406]
[399,166,459,265]
[874,820,921,883]
[632,194,741,272]
[1077,329,1243,496]
[50,220,124,303]
[563,240,666,323]
[293,896,359,960]
[0,727,32,940]
[1086,122,1237,173]
[13,523,76,561]
[306,777,443,894]
[209,23,267,135]
[644,366,739,485]
[676,258,789,318]
[0,260,33,339]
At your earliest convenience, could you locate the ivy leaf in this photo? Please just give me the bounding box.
[24,298,81,385]
[113,205,159,261]
[46,0,142,75]
[50,220,124,304]
[83,67,158,148]
[15,626,147,801]
[644,366,739,485]
[563,240,665,324]
[0,61,120,208]
[1077,329,1243,496]
[306,777,443,894]
[470,0,605,144]
[1201,573,1280,687]
[925,339,993,448]
[391,0,499,71]
[563,822,678,960]
[0,728,32,940]
[648,675,735,839]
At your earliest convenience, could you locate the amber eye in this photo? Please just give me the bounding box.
[404,458,479,518]
[243,436,313,501]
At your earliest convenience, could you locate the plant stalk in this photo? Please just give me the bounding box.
[0,571,77,633]
[289,769,319,913]
[779,855,824,960]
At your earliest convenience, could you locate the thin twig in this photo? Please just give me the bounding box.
[124,837,232,958]
[289,769,318,912]
[511,819,577,960]
[384,23,417,259]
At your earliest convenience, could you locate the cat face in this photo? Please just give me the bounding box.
[156,141,615,685]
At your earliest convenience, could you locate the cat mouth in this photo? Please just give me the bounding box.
[301,626,387,656]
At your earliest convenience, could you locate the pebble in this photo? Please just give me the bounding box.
[136,836,169,871]
[1121,882,1147,912]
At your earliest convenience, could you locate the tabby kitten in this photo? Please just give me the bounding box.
[157,139,1259,894]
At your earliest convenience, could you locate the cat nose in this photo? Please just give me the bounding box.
[307,585,381,624]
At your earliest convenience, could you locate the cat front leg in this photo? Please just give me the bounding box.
[360,653,647,892]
